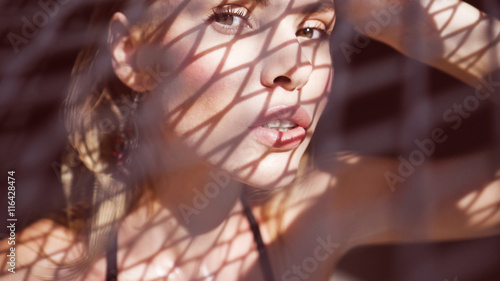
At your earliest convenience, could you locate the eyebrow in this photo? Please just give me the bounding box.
[251,0,335,12]
[301,1,335,15]
[253,0,269,4]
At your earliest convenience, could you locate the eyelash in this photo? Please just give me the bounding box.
[297,24,329,40]
[206,5,252,34]
[206,4,330,40]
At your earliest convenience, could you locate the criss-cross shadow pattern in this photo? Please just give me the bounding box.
[1,0,500,281]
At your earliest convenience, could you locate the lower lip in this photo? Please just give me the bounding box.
[250,126,307,150]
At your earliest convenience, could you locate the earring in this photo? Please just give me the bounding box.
[113,91,141,176]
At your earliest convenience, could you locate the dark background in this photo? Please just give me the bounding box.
[322,0,500,280]
[1,0,499,280]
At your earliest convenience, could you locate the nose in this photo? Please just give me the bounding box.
[260,33,313,91]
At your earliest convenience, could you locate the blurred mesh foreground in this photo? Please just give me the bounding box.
[0,0,499,280]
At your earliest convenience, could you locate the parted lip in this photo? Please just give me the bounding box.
[250,105,312,129]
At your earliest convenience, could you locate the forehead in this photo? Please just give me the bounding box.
[180,0,335,13]
[237,0,335,12]
[261,0,335,10]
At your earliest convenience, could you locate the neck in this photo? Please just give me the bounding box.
[118,152,247,254]
[153,161,245,235]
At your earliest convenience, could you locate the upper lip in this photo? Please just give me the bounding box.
[250,105,312,129]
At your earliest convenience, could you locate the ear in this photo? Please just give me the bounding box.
[108,12,148,92]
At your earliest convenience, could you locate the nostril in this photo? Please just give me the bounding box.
[273,76,291,85]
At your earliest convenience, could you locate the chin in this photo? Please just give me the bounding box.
[243,171,298,189]
[231,146,306,189]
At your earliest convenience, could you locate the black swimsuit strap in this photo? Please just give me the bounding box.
[105,193,275,281]
[240,191,276,281]
[105,229,118,281]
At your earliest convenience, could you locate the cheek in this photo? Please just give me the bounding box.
[158,45,251,148]
[154,35,222,110]
[308,62,333,107]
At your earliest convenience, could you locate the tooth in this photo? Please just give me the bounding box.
[280,120,297,128]
[260,119,297,131]
[267,120,280,127]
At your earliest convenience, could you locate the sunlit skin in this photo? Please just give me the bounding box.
[111,1,336,278]
[1,0,500,280]
[125,0,336,190]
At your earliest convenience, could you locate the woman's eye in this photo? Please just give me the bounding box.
[214,13,244,27]
[207,5,251,33]
[296,27,326,39]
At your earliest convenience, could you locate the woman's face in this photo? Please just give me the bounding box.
[132,0,335,188]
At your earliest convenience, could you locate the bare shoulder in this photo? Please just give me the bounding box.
[286,153,397,246]
[0,218,83,281]
[279,152,395,243]
[305,151,395,211]
[308,150,500,245]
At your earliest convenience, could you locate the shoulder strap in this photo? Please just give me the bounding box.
[105,230,118,281]
[104,194,276,281]
[240,192,276,281]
